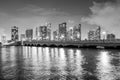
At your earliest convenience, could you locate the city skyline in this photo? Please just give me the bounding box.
[0,0,120,41]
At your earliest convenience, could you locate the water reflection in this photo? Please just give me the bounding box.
[97,50,120,80]
[23,47,85,80]
[0,46,120,80]
[13,47,84,80]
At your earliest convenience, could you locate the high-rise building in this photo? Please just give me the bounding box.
[26,29,33,41]
[1,35,6,44]
[47,28,51,40]
[47,23,51,40]
[73,24,81,41]
[36,27,39,40]
[59,22,67,41]
[88,26,101,40]
[20,34,25,41]
[53,31,58,41]
[67,28,73,41]
[88,31,95,40]
[107,33,115,40]
[95,26,101,40]
[40,26,47,40]
[11,26,19,41]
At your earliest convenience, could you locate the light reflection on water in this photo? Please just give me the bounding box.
[0,46,120,80]
[97,50,120,80]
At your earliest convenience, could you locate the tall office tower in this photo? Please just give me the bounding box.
[11,26,19,41]
[107,33,115,41]
[40,26,47,40]
[26,29,33,41]
[36,27,40,40]
[73,24,81,41]
[59,22,67,41]
[88,30,95,40]
[47,28,51,40]
[53,31,58,41]
[78,24,81,40]
[95,26,101,40]
[47,23,51,40]
[20,34,25,41]
[1,35,6,44]
[67,28,73,41]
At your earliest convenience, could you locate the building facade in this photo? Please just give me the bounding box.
[88,26,101,40]
[26,29,33,41]
[94,26,101,40]
[73,24,81,41]
[20,34,26,41]
[47,28,51,40]
[67,28,73,41]
[107,34,115,40]
[88,31,95,40]
[40,26,47,40]
[59,22,67,41]
[53,31,58,41]
[1,35,6,44]
[11,26,19,41]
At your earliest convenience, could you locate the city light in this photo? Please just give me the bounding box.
[77,33,80,38]
[102,31,107,40]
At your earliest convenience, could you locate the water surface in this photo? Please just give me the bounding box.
[0,46,120,80]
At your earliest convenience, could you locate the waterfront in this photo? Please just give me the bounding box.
[0,46,120,80]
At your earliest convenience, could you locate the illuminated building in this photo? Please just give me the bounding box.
[36,27,39,40]
[53,31,58,41]
[59,22,67,41]
[40,26,47,40]
[67,28,73,41]
[88,26,101,40]
[20,34,25,41]
[94,26,101,40]
[47,23,51,40]
[26,29,33,41]
[88,31,95,40]
[1,35,6,44]
[47,28,51,40]
[107,33,115,40]
[73,24,81,41]
[11,26,19,41]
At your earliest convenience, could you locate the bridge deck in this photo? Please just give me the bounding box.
[23,40,120,48]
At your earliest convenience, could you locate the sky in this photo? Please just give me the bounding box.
[0,0,119,40]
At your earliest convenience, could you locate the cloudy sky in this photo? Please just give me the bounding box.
[0,0,119,40]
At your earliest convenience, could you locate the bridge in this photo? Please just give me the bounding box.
[23,40,120,49]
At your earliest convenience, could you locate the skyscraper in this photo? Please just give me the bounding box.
[73,24,81,41]
[59,22,67,41]
[47,28,51,40]
[107,33,115,41]
[20,34,25,41]
[53,31,58,41]
[1,35,6,44]
[88,31,95,40]
[67,28,73,41]
[36,27,39,40]
[88,26,101,40]
[95,26,101,40]
[40,26,47,40]
[26,29,33,41]
[47,23,51,40]
[11,26,19,41]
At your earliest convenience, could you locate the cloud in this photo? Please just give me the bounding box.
[17,5,68,17]
[81,1,120,38]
